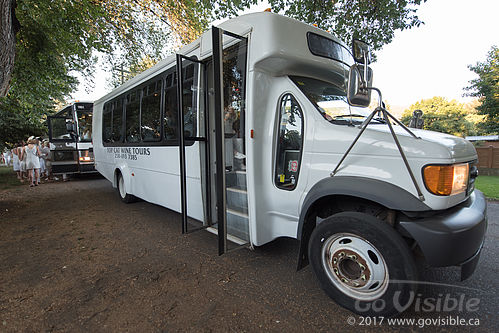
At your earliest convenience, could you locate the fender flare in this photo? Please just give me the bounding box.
[113,164,131,191]
[296,176,430,270]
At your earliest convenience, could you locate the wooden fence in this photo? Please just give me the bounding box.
[476,146,499,169]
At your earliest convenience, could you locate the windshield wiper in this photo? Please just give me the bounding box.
[332,114,385,124]
[332,114,366,119]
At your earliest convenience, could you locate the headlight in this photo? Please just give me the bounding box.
[423,163,469,196]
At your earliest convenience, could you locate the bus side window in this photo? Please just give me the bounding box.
[112,98,124,143]
[275,94,304,190]
[141,80,162,142]
[103,102,112,143]
[125,90,141,143]
[164,73,178,141]
[181,63,196,138]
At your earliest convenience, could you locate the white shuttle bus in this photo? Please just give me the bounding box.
[93,12,487,316]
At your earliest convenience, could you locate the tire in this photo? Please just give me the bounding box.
[308,211,418,317]
[117,172,136,203]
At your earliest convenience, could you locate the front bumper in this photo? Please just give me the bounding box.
[397,190,487,280]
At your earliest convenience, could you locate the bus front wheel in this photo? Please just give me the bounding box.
[308,211,418,317]
[117,172,136,203]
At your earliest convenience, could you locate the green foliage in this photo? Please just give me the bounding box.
[0,97,47,148]
[1,0,171,144]
[267,0,426,52]
[401,97,476,137]
[1,0,427,146]
[464,46,499,135]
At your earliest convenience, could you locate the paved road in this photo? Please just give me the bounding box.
[0,177,497,332]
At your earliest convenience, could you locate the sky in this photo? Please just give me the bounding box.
[74,0,498,110]
[370,0,498,108]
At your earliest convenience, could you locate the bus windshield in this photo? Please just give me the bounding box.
[77,111,92,142]
[290,76,371,125]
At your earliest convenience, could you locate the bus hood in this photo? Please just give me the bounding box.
[365,125,477,161]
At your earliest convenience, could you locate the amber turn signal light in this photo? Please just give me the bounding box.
[423,164,469,196]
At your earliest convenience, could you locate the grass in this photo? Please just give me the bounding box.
[475,175,499,200]
[0,165,23,190]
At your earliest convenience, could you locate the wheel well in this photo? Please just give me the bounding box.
[297,195,396,270]
[113,168,121,188]
[312,195,390,221]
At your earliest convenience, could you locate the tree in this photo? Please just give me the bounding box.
[0,0,19,97]
[268,0,426,52]
[0,0,174,145]
[1,0,428,146]
[464,46,499,135]
[401,97,476,137]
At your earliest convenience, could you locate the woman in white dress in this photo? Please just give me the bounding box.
[20,140,27,181]
[12,144,21,181]
[24,138,41,186]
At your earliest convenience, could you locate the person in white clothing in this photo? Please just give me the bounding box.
[12,144,21,181]
[41,141,51,179]
[24,138,41,187]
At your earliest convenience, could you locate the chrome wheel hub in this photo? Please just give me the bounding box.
[321,233,389,301]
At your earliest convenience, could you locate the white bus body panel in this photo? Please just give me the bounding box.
[93,12,478,248]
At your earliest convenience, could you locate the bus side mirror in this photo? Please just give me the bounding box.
[66,119,77,139]
[347,64,373,107]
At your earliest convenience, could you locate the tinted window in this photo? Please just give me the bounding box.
[275,94,304,190]
[112,99,124,142]
[50,117,71,140]
[163,64,198,141]
[125,90,141,143]
[307,32,354,66]
[164,72,178,140]
[223,42,247,140]
[180,62,197,138]
[103,103,112,143]
[141,80,162,142]
[49,106,72,140]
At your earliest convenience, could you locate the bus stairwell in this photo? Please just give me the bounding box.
[176,27,250,255]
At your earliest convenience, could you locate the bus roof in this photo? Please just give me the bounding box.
[95,12,351,105]
[53,101,93,117]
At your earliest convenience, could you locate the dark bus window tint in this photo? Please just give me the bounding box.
[223,42,247,141]
[103,103,112,142]
[307,32,354,66]
[166,73,172,87]
[163,64,198,142]
[275,94,304,191]
[181,62,197,138]
[50,117,71,140]
[164,74,178,141]
[125,90,141,143]
[112,98,124,142]
[141,80,162,142]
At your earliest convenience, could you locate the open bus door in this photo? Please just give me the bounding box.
[177,27,250,255]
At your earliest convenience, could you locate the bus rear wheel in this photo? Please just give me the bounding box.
[308,211,417,317]
[117,172,136,203]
